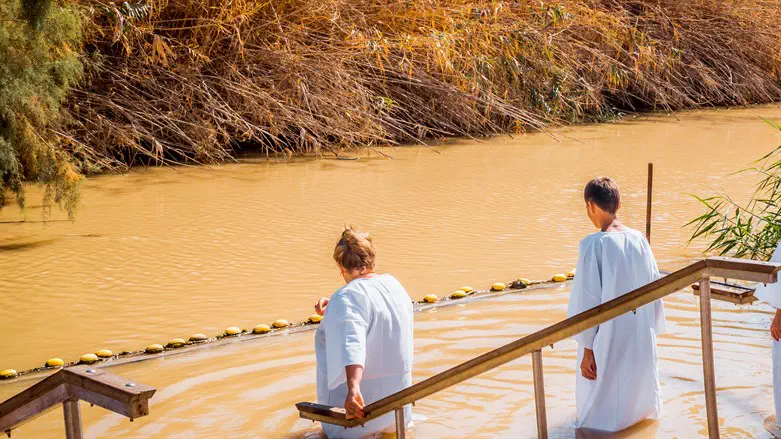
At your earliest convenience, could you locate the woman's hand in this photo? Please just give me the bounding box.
[344,386,365,419]
[344,364,365,419]
[315,297,329,315]
[580,348,597,380]
[771,309,781,342]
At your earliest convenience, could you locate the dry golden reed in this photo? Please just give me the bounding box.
[64,0,781,168]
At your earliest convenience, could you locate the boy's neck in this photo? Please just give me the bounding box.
[598,216,623,232]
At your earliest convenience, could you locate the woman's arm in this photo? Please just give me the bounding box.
[344,364,365,419]
[772,308,781,341]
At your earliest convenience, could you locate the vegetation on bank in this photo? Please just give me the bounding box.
[0,0,83,215]
[688,119,781,261]
[2,0,781,214]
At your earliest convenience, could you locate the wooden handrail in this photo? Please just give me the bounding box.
[0,366,155,438]
[296,256,781,429]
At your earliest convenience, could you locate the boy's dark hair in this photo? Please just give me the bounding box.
[584,177,621,214]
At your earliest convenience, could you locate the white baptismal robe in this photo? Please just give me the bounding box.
[567,228,666,432]
[315,274,413,439]
[754,243,781,425]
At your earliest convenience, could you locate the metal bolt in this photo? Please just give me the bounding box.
[125,383,136,388]
[86,369,96,373]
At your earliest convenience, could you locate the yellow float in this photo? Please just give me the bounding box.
[272,319,289,328]
[517,278,531,286]
[145,344,164,354]
[166,338,186,349]
[567,269,576,278]
[308,314,323,323]
[552,274,567,282]
[459,286,474,293]
[96,349,113,358]
[422,294,439,303]
[79,354,99,364]
[0,369,17,380]
[224,326,242,336]
[189,333,208,342]
[46,358,65,368]
[450,290,467,299]
[253,324,272,334]
[491,282,506,291]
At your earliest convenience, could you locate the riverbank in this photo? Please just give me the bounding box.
[2,0,780,214]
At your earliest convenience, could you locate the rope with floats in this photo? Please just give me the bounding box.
[0,271,575,381]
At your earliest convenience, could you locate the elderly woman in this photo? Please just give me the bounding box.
[313,228,413,438]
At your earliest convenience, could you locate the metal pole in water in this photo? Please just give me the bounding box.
[532,350,548,439]
[395,407,406,439]
[63,399,83,439]
[699,277,720,438]
[646,162,654,244]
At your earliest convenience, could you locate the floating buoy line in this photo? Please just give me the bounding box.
[0,271,578,381]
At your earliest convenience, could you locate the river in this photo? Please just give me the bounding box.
[1,105,780,438]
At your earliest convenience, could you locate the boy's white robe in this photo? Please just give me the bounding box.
[567,229,666,432]
[315,274,413,439]
[754,243,781,425]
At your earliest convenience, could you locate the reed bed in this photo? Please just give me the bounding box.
[60,0,781,168]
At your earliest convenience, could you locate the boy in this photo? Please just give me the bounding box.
[567,177,667,432]
[754,242,781,429]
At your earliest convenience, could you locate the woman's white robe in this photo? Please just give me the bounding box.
[754,243,781,425]
[567,229,666,432]
[315,274,413,439]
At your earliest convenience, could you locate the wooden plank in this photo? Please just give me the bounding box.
[64,367,155,405]
[0,371,65,418]
[297,403,355,427]
[706,257,781,283]
[0,383,69,432]
[1,367,157,434]
[692,283,757,304]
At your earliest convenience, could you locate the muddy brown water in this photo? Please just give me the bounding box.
[1,106,780,438]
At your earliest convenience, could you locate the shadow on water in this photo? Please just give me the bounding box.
[0,238,59,252]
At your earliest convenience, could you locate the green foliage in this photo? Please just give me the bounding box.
[0,0,84,216]
[687,119,781,261]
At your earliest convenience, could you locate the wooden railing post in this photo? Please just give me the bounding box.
[62,398,82,439]
[699,277,719,439]
[394,407,406,439]
[531,350,548,439]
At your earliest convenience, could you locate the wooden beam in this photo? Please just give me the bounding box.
[692,282,756,305]
[0,383,70,432]
[63,399,83,439]
[64,367,155,419]
[706,257,781,283]
[0,367,156,434]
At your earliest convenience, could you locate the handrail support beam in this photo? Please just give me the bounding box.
[699,277,719,439]
[532,350,548,439]
[63,398,82,439]
[394,407,406,439]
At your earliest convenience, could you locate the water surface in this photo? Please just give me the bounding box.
[1,106,780,438]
